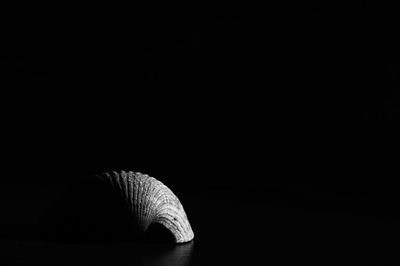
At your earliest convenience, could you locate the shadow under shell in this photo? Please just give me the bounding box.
[39,175,176,244]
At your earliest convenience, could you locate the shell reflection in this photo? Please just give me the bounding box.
[139,241,194,266]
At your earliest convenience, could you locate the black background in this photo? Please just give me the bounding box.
[1,4,400,265]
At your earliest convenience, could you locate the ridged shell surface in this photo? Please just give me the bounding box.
[97,171,194,243]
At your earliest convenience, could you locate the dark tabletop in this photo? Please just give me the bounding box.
[1,183,400,265]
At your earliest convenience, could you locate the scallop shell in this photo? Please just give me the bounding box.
[97,171,194,243]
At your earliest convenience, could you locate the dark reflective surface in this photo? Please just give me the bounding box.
[1,190,400,265]
[0,237,194,266]
[137,242,194,266]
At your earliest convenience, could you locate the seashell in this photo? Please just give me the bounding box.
[96,171,194,243]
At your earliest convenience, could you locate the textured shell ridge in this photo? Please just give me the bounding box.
[97,171,194,243]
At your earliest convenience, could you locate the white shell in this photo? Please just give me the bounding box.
[97,171,194,243]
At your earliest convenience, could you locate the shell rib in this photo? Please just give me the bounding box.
[97,171,194,243]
